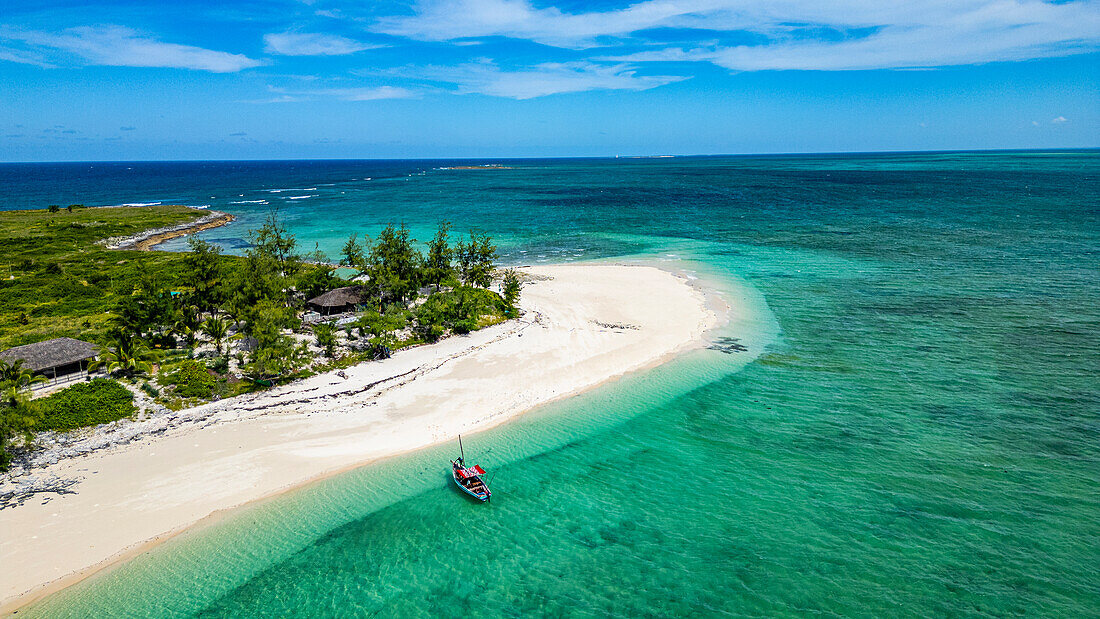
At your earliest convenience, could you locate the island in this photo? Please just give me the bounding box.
[0,204,720,612]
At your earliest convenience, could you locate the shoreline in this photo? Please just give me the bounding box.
[103,207,235,251]
[0,263,725,614]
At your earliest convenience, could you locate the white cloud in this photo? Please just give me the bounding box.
[374,0,1100,69]
[408,60,685,99]
[1051,116,1068,123]
[265,85,416,102]
[374,0,677,47]
[0,45,53,68]
[0,25,261,72]
[263,32,382,56]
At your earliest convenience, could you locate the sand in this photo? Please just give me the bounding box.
[0,263,721,611]
[104,208,234,251]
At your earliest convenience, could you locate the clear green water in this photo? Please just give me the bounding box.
[13,151,1099,616]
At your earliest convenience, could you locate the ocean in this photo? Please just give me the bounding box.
[4,151,1098,616]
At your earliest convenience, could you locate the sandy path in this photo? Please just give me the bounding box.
[0,263,720,611]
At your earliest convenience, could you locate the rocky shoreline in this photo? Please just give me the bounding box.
[102,208,234,251]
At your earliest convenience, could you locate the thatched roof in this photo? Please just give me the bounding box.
[0,337,100,371]
[307,286,364,308]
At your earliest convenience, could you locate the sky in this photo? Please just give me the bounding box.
[1,0,1098,161]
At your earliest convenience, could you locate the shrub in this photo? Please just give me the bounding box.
[420,322,445,342]
[313,323,337,358]
[453,318,477,334]
[208,355,229,374]
[163,360,216,398]
[37,378,136,431]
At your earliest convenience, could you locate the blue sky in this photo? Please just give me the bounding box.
[1,0,1097,161]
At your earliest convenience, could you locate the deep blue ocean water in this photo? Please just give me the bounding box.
[4,151,1099,616]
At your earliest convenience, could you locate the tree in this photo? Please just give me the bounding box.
[0,359,47,391]
[226,213,300,327]
[456,232,497,288]
[313,323,337,359]
[184,237,226,314]
[172,306,201,349]
[248,210,301,307]
[244,299,306,379]
[114,269,176,340]
[227,251,281,326]
[365,224,422,306]
[340,233,365,271]
[424,221,454,290]
[93,331,155,378]
[297,263,341,301]
[0,391,41,471]
[501,269,522,317]
[201,315,230,356]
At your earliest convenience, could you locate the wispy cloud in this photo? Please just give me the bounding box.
[1051,116,1068,123]
[261,85,416,102]
[373,0,677,48]
[0,45,53,68]
[406,60,685,99]
[0,25,261,72]
[263,32,383,56]
[374,0,1100,69]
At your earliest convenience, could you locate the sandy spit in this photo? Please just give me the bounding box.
[104,209,235,251]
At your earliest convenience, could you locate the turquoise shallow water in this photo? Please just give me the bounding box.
[6,151,1099,616]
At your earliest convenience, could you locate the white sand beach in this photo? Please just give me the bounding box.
[0,263,721,612]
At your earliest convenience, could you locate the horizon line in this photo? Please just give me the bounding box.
[1,147,1097,165]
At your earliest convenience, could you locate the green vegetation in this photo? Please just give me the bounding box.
[455,232,498,288]
[313,323,337,358]
[161,360,216,398]
[0,205,520,468]
[93,331,155,377]
[184,237,227,314]
[501,269,523,318]
[36,378,136,432]
[0,360,46,469]
[201,315,230,356]
[0,204,217,349]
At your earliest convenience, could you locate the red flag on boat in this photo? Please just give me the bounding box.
[457,465,485,479]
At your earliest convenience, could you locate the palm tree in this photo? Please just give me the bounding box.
[201,315,230,356]
[172,306,201,349]
[92,331,155,378]
[0,359,47,395]
[0,359,45,468]
[1,382,34,409]
[0,384,42,469]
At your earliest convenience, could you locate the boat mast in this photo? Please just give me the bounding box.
[459,434,466,464]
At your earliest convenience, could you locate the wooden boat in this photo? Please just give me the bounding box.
[451,435,491,502]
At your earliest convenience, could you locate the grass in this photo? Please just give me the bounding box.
[0,205,231,349]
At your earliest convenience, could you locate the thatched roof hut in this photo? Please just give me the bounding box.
[307,286,365,315]
[0,337,100,372]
